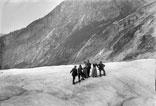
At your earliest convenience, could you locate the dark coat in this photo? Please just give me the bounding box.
[70,68,77,76]
[78,67,83,75]
[98,63,105,70]
[83,66,88,78]
[87,62,91,68]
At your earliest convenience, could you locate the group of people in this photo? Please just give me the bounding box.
[70,60,106,84]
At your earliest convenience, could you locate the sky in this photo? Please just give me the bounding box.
[0,0,64,34]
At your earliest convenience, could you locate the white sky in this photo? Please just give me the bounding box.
[0,0,64,34]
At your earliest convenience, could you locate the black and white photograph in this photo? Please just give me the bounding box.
[0,0,156,105]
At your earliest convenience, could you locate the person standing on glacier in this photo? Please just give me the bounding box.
[91,63,98,77]
[83,61,88,78]
[86,60,91,77]
[70,66,78,84]
[97,61,106,77]
[77,65,85,82]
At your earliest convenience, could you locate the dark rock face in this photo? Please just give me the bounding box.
[0,0,156,69]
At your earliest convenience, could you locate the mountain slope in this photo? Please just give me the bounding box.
[75,1,156,63]
[0,34,3,36]
[0,59,155,106]
[0,0,155,69]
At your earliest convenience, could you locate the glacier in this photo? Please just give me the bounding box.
[0,59,155,106]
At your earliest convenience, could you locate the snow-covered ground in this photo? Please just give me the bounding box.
[0,59,155,106]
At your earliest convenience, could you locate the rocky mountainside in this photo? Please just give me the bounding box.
[0,34,4,37]
[0,0,156,69]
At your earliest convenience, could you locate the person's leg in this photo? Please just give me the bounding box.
[87,68,89,77]
[103,69,106,76]
[78,74,81,82]
[73,76,75,84]
[81,73,84,80]
[99,70,102,77]
[85,70,88,78]
[82,72,86,79]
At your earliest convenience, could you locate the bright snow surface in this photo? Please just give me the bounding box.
[0,59,156,106]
